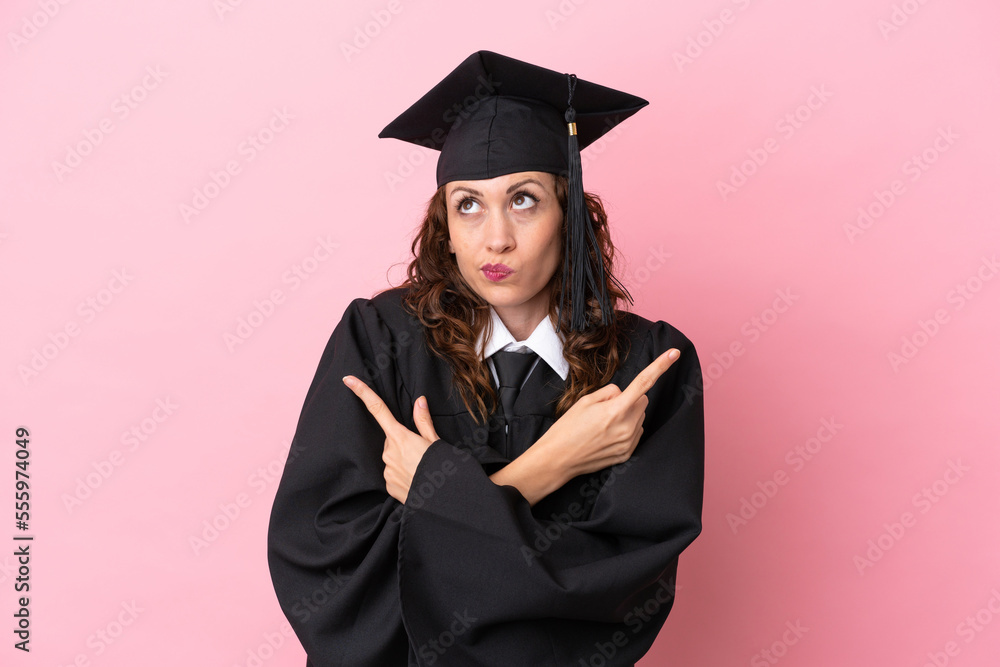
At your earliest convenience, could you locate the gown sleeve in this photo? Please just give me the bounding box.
[397,320,704,666]
[266,298,411,666]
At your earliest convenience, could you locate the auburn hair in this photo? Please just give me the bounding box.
[382,174,632,424]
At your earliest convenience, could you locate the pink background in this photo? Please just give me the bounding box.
[3,1,999,665]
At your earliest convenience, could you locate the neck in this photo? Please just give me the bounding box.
[492,280,554,341]
[496,308,547,341]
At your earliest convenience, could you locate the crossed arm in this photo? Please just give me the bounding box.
[341,347,680,506]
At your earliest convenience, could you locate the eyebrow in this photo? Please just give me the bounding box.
[449,178,547,199]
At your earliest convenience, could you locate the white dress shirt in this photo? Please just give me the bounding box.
[476,306,569,389]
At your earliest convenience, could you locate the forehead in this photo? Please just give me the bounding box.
[446,171,556,195]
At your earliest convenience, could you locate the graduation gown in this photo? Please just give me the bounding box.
[267,287,704,666]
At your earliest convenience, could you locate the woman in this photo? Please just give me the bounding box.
[267,51,704,666]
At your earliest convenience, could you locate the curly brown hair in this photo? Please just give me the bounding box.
[383,174,632,424]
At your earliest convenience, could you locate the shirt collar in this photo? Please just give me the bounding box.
[477,306,569,381]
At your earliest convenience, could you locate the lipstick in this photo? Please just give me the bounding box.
[482,263,513,282]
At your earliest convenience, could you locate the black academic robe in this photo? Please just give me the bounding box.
[267,287,704,667]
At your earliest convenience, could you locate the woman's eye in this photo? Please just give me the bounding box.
[512,193,537,210]
[458,198,481,214]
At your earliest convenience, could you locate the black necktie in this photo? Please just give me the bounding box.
[492,350,538,444]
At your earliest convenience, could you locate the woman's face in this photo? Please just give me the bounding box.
[446,171,563,329]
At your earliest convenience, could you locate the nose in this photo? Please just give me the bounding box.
[484,211,515,254]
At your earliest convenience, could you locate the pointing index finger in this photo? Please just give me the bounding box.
[619,349,680,404]
[342,375,400,435]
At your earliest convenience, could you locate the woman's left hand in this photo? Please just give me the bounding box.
[342,375,440,504]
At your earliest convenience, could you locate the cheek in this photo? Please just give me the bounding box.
[542,240,562,275]
[447,230,475,273]
[539,218,563,266]
[446,217,463,258]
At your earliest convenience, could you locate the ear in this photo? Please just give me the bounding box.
[447,238,454,254]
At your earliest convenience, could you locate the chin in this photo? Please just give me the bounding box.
[471,283,515,304]
[478,290,519,308]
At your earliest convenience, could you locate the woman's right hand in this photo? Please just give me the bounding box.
[489,348,681,505]
[537,348,681,483]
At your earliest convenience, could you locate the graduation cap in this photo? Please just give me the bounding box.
[379,50,648,332]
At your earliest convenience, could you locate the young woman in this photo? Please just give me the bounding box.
[267,50,705,667]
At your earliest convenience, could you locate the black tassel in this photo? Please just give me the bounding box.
[558,73,624,332]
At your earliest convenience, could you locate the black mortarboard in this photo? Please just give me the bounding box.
[379,50,648,332]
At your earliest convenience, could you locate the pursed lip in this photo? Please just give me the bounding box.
[481,263,513,274]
